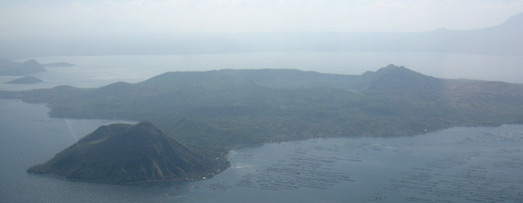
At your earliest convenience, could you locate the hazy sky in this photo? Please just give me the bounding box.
[1,0,523,34]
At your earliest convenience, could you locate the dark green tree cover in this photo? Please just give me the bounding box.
[28,121,228,184]
[2,65,523,183]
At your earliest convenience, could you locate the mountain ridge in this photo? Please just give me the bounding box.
[360,64,443,93]
[2,65,522,184]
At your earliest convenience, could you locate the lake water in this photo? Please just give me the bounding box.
[1,99,523,202]
[1,52,523,202]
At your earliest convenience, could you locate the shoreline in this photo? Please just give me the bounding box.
[3,92,522,185]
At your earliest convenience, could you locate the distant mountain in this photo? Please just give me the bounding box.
[137,69,358,91]
[27,121,226,184]
[416,12,523,55]
[2,13,522,58]
[43,62,75,67]
[6,76,42,84]
[0,58,46,76]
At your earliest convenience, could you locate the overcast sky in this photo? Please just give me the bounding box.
[1,0,523,34]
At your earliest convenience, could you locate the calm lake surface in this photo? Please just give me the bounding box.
[1,52,523,202]
[1,100,523,202]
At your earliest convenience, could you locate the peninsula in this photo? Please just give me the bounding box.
[2,65,522,184]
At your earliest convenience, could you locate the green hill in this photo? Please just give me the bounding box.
[27,121,227,184]
[2,65,523,184]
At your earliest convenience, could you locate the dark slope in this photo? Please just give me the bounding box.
[359,64,523,95]
[359,64,443,93]
[27,121,226,184]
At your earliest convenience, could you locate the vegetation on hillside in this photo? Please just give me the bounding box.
[27,121,228,184]
[2,65,523,178]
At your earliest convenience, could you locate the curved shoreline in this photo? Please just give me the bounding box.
[9,95,522,186]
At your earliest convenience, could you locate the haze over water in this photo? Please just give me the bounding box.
[1,1,523,202]
[1,51,522,92]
